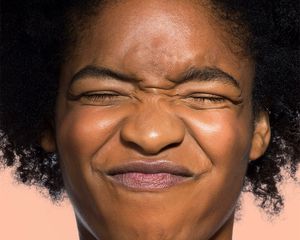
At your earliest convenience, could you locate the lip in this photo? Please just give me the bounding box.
[105,160,195,191]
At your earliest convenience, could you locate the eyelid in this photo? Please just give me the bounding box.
[67,89,124,100]
[176,84,244,102]
[186,94,226,102]
[188,92,223,97]
[67,91,130,106]
[82,92,120,102]
[182,92,243,106]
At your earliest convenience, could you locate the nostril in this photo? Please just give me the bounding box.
[120,136,183,155]
[160,142,181,152]
[120,139,147,153]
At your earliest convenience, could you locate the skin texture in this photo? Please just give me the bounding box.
[42,0,271,239]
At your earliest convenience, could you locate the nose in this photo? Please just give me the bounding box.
[120,103,185,154]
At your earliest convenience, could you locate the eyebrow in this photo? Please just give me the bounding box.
[70,65,135,86]
[174,66,241,89]
[69,65,241,90]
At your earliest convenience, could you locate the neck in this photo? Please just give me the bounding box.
[77,214,235,240]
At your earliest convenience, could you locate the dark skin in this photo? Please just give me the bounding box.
[41,0,271,239]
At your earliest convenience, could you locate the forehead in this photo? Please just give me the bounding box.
[63,0,254,91]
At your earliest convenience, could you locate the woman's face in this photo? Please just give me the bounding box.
[43,0,270,239]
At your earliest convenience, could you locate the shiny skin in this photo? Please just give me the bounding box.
[42,0,270,239]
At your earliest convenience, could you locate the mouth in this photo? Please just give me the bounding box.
[105,160,195,191]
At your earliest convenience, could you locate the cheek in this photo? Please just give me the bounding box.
[179,108,253,171]
[185,110,251,158]
[55,106,127,171]
[178,109,252,222]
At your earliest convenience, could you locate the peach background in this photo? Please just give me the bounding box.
[0,168,299,240]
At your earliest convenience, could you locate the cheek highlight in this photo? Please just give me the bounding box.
[58,111,112,158]
[55,105,129,176]
[179,109,252,168]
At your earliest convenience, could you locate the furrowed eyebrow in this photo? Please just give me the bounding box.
[69,65,136,86]
[69,65,241,90]
[173,67,241,90]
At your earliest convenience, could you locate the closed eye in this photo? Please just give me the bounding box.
[82,93,120,102]
[181,93,236,109]
[68,91,129,105]
[188,96,226,103]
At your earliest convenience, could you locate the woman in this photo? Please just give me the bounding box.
[1,0,299,239]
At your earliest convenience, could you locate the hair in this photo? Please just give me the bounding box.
[1,0,299,215]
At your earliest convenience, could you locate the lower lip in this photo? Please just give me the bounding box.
[108,172,189,191]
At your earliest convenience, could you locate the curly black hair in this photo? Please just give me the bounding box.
[1,0,299,215]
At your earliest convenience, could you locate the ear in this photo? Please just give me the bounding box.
[40,121,56,152]
[249,111,271,161]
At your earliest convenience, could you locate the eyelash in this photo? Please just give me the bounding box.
[188,95,226,103]
[83,93,118,100]
[74,92,227,106]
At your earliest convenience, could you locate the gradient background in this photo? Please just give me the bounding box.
[1,168,299,240]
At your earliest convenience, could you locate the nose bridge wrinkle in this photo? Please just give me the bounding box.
[139,81,176,91]
[134,70,178,91]
[120,98,185,154]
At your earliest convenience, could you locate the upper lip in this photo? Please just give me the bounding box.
[105,160,194,177]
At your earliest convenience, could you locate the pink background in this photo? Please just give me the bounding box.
[1,168,299,240]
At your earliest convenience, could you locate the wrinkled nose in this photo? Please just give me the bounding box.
[120,103,185,154]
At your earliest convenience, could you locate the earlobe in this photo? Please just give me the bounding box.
[249,111,271,161]
[40,127,56,153]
